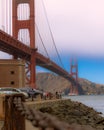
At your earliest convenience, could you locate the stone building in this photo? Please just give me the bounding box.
[0,59,25,88]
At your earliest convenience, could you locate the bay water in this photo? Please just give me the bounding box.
[62,95,104,117]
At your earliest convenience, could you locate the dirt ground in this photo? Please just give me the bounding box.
[26,120,39,130]
[25,99,104,130]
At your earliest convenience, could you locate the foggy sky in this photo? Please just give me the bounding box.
[1,0,104,57]
[43,0,104,57]
[1,0,104,84]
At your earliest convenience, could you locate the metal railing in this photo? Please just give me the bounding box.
[2,94,71,130]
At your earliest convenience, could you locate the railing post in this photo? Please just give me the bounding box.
[4,94,25,130]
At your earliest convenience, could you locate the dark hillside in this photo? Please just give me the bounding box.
[36,73,104,95]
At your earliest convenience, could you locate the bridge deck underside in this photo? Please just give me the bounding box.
[0,30,75,83]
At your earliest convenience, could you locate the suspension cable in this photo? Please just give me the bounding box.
[35,23,50,59]
[41,0,65,69]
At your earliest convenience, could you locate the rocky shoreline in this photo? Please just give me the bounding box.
[26,99,104,130]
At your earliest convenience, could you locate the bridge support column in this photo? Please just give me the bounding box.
[12,0,36,88]
[30,51,36,88]
[70,58,79,95]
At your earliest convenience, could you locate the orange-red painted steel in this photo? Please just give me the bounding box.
[0,30,34,59]
[12,0,36,88]
[70,58,79,94]
[0,29,76,84]
[0,0,76,88]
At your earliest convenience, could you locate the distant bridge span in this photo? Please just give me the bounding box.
[0,30,75,84]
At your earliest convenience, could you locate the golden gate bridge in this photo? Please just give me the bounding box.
[0,0,78,94]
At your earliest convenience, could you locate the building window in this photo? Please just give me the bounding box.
[11,81,15,85]
[11,71,15,74]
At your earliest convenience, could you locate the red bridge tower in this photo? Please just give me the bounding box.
[12,0,36,88]
[70,58,79,95]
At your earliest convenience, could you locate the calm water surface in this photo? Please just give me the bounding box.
[63,95,104,116]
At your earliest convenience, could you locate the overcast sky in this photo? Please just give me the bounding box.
[43,0,104,57]
[42,0,104,84]
[1,0,104,84]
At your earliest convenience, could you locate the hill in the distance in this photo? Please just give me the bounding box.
[36,72,104,95]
